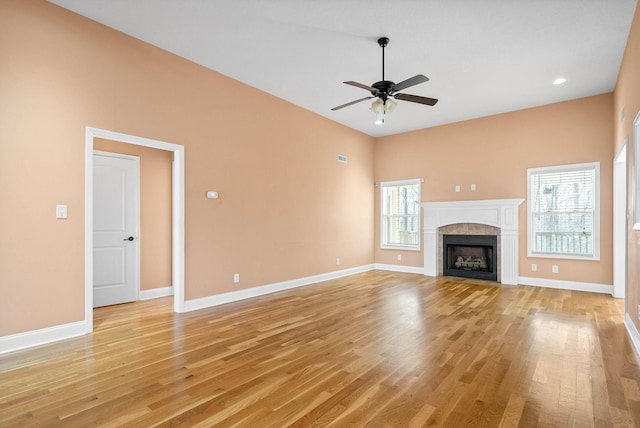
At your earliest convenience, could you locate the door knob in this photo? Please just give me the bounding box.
[124,236,134,241]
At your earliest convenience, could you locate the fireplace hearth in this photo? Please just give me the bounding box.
[443,234,497,281]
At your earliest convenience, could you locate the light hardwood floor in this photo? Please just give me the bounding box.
[1,271,640,427]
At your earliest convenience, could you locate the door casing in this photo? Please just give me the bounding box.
[85,127,185,333]
[613,141,627,299]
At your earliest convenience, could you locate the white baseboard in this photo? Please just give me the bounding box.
[372,268,615,294]
[518,276,612,294]
[374,263,425,275]
[140,286,173,300]
[184,264,375,312]
[0,320,87,355]
[625,313,640,356]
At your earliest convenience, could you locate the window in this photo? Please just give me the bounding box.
[381,179,421,250]
[527,162,600,260]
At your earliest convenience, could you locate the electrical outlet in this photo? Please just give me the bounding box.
[455,185,461,192]
[336,258,340,266]
[397,254,402,261]
[552,265,559,273]
[471,184,476,191]
[233,273,239,283]
[531,263,537,272]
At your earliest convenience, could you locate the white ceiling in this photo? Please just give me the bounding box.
[49,0,637,137]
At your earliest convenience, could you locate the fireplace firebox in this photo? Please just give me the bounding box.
[443,234,497,281]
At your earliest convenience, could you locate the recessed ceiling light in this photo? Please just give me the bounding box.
[552,77,567,85]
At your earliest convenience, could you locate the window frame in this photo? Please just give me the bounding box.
[527,162,600,260]
[380,178,422,251]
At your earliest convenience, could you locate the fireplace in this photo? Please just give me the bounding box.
[421,199,525,285]
[443,234,497,281]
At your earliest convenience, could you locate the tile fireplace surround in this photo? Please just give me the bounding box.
[421,199,525,285]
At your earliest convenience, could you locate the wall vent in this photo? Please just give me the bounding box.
[337,154,348,163]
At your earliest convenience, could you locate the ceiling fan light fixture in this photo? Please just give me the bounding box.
[371,98,396,124]
[384,98,397,113]
[370,98,384,113]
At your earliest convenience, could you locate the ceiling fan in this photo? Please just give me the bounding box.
[331,37,438,124]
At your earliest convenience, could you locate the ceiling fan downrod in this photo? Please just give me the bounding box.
[378,37,389,83]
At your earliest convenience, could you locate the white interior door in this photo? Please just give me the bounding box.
[93,152,140,307]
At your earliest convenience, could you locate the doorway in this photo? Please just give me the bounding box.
[85,127,185,333]
[613,141,627,299]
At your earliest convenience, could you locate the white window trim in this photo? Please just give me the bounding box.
[380,178,422,251]
[527,162,600,260]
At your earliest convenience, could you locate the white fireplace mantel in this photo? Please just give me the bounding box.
[421,198,525,285]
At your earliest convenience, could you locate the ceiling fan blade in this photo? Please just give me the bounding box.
[331,96,374,111]
[392,75,429,92]
[344,81,377,92]
[394,93,438,106]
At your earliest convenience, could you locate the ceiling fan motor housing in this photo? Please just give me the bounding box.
[371,80,396,99]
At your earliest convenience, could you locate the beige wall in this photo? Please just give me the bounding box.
[94,139,173,292]
[0,1,375,336]
[614,3,640,331]
[375,94,614,286]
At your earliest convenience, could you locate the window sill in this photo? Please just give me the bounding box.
[381,245,421,252]
[527,251,600,261]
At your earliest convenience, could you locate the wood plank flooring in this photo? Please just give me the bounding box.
[1,271,640,427]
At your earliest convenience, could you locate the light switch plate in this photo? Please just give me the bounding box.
[56,205,67,219]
